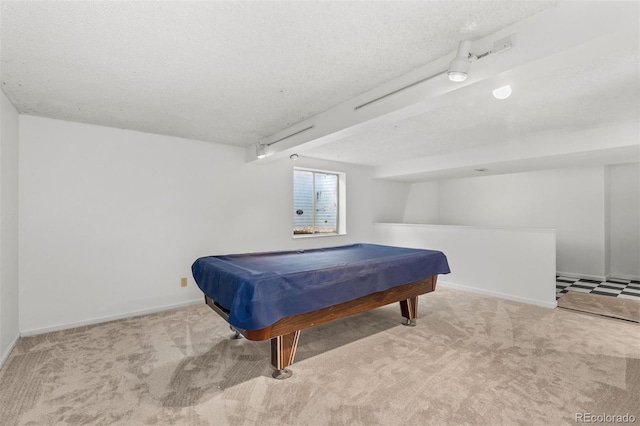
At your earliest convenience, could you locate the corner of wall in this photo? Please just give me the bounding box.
[0,89,21,367]
[0,333,19,369]
[604,165,611,278]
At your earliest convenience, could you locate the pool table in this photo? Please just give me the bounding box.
[192,244,450,379]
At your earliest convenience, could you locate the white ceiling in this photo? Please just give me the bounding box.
[1,1,638,181]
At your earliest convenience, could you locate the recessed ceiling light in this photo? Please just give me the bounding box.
[492,85,512,100]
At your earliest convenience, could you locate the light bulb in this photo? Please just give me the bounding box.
[448,72,468,82]
[492,85,512,100]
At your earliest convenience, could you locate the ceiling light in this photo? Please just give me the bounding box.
[448,40,472,82]
[492,85,512,100]
[448,37,513,83]
[289,153,299,160]
[252,125,314,160]
[255,143,266,159]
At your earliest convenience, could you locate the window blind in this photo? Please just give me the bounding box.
[293,169,338,235]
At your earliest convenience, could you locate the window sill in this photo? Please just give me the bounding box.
[292,233,346,239]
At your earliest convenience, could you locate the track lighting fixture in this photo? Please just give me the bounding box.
[447,41,474,82]
[254,125,315,159]
[448,37,512,83]
[255,142,266,159]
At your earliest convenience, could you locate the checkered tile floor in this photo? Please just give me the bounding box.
[556,276,640,300]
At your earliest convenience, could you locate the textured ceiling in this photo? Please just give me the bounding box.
[1,1,638,180]
[1,0,554,145]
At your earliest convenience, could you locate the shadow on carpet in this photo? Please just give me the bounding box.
[557,291,640,323]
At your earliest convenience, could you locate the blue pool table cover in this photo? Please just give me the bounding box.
[192,243,450,330]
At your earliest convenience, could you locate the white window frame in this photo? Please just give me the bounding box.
[292,167,346,238]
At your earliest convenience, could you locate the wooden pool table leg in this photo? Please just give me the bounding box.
[270,330,301,379]
[400,296,418,326]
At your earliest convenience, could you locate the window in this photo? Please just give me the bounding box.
[293,168,345,236]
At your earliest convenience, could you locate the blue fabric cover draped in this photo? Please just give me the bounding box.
[192,243,450,330]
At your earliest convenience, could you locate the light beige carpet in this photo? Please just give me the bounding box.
[557,291,640,323]
[1,287,638,426]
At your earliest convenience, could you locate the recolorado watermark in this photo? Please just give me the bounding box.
[575,413,636,423]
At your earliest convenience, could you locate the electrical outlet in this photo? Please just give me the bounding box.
[181,277,188,287]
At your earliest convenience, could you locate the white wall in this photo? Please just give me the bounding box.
[371,178,411,223]
[0,90,20,365]
[15,114,638,336]
[608,163,640,279]
[374,223,557,308]
[408,168,608,280]
[402,181,439,224]
[19,116,408,335]
[402,165,640,280]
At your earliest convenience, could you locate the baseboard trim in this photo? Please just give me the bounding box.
[20,298,204,337]
[0,333,20,369]
[556,271,607,282]
[556,271,640,282]
[438,280,557,309]
[608,274,640,282]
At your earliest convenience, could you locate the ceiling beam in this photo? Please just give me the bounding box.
[245,1,638,164]
[374,121,640,182]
